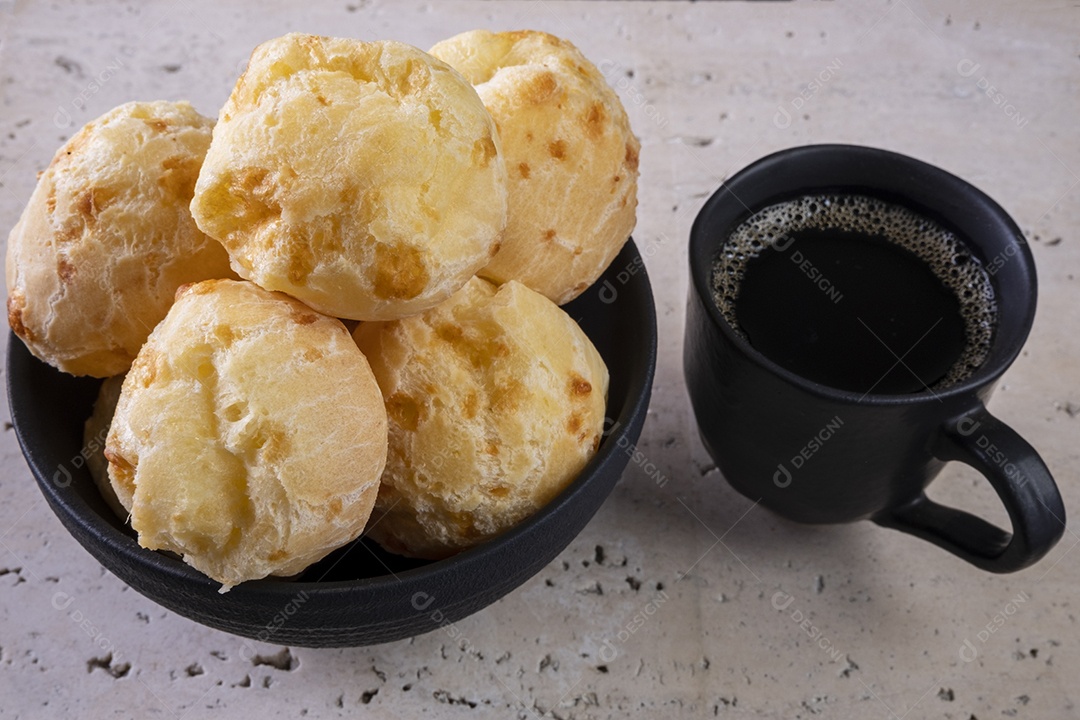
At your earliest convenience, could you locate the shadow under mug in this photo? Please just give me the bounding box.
[684,144,1066,573]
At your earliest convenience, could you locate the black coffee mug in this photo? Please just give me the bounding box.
[684,144,1065,573]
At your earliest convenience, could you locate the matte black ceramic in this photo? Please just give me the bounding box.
[9,240,656,647]
[685,145,1065,573]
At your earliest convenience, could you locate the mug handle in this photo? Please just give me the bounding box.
[874,405,1066,573]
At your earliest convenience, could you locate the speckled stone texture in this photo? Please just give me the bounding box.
[1,1,1078,718]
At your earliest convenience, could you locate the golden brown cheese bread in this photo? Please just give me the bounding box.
[105,279,387,590]
[429,30,639,305]
[84,374,128,522]
[353,277,608,559]
[6,100,234,377]
[191,33,508,321]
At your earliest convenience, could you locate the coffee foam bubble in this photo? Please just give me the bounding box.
[711,194,998,391]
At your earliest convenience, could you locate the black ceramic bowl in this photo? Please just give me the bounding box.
[8,240,656,648]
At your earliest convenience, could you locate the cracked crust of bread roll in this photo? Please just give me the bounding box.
[84,374,128,522]
[191,33,508,321]
[105,279,388,591]
[5,100,234,377]
[353,277,608,560]
[429,30,639,305]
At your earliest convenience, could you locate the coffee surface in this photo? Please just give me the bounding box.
[711,194,997,393]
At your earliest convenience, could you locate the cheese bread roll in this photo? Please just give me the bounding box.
[6,100,232,377]
[430,30,639,304]
[105,279,387,590]
[354,277,608,559]
[191,34,508,321]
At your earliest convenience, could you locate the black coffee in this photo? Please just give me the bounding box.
[711,194,997,394]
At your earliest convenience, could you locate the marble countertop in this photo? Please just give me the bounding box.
[1,1,1077,717]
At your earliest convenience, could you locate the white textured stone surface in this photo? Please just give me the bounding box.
[1,1,1078,717]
